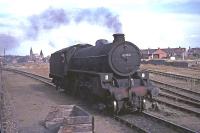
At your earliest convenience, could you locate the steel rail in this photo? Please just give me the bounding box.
[147,69,200,83]
[158,86,200,103]
[2,67,53,86]
[155,97,200,117]
[159,92,200,108]
[114,112,197,133]
[113,115,146,133]
[151,79,200,98]
[142,112,197,133]
[189,66,200,71]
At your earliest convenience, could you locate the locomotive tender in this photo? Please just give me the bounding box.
[49,34,159,113]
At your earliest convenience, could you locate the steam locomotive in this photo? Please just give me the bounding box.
[49,34,159,113]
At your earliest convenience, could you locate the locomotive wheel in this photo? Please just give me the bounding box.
[109,100,119,114]
[137,96,145,112]
[152,102,159,111]
[77,86,87,99]
[113,100,118,114]
[52,78,55,83]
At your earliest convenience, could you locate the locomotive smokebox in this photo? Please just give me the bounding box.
[65,34,141,77]
[113,34,125,43]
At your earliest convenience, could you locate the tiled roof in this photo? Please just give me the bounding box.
[141,49,156,54]
[141,47,186,55]
[188,47,200,53]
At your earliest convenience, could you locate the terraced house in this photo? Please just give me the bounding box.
[141,47,187,60]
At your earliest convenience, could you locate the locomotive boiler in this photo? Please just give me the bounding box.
[49,34,159,113]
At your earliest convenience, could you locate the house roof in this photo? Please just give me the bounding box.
[162,48,186,55]
[141,49,156,54]
[141,47,186,55]
[153,48,167,54]
[188,47,200,53]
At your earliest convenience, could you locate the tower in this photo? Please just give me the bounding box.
[40,50,44,58]
[30,47,33,57]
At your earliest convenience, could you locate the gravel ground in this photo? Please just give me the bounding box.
[0,70,19,133]
[3,71,136,133]
[8,63,50,77]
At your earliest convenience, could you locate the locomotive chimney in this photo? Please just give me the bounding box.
[113,34,125,43]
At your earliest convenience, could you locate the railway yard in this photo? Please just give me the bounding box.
[0,63,200,133]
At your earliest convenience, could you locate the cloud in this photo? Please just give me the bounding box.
[26,7,70,39]
[75,7,122,33]
[25,7,122,40]
[0,23,11,27]
[48,41,55,48]
[0,33,20,54]
[1,0,200,55]
[151,0,200,14]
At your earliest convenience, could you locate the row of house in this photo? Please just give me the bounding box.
[141,47,200,60]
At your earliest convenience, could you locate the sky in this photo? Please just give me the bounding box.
[0,0,200,56]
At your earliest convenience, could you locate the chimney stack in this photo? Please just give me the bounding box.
[113,34,125,43]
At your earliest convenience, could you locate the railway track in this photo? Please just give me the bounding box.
[151,78,200,102]
[149,79,200,116]
[189,66,200,71]
[155,95,200,117]
[147,69,200,85]
[2,67,198,133]
[3,67,53,86]
[114,112,196,133]
[157,84,200,103]
[159,91,200,108]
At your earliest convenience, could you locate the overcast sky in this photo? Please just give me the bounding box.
[0,0,200,56]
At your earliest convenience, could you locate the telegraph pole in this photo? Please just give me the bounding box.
[4,48,5,66]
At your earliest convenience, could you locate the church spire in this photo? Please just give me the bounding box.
[40,50,44,58]
[30,47,33,56]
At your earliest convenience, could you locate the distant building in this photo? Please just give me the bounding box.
[29,47,45,63]
[141,48,156,59]
[152,48,167,59]
[141,48,168,59]
[187,47,200,58]
[141,47,186,60]
[162,47,186,59]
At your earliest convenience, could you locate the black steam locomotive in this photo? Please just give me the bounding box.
[49,34,159,113]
